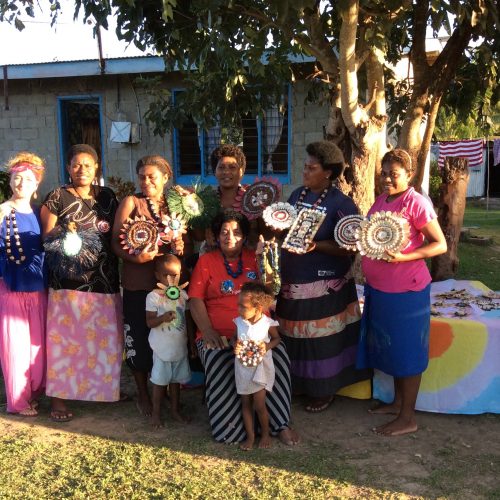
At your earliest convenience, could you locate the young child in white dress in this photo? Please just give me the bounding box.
[146,254,191,428]
[234,282,281,450]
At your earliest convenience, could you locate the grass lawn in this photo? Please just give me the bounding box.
[456,204,500,290]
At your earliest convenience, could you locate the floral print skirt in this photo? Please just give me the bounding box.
[46,288,123,402]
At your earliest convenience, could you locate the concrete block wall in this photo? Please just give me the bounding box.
[0,73,328,199]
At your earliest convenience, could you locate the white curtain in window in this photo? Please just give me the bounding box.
[207,124,222,155]
[264,104,285,174]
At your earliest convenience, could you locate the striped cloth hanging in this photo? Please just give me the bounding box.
[437,139,484,168]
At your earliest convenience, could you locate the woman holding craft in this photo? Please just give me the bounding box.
[41,144,123,422]
[276,141,371,413]
[0,152,47,417]
[112,155,185,416]
[356,148,447,436]
[189,210,299,445]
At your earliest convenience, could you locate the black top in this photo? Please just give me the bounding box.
[43,186,119,294]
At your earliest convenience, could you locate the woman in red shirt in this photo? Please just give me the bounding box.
[189,210,299,445]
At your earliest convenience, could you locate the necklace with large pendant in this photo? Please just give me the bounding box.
[5,209,27,265]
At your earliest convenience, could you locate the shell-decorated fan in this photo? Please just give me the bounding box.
[167,183,220,229]
[262,202,297,231]
[240,177,281,220]
[120,216,159,255]
[357,210,409,259]
[159,213,187,244]
[234,339,266,367]
[333,214,364,251]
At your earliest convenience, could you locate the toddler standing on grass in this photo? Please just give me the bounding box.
[234,282,281,450]
[146,254,191,428]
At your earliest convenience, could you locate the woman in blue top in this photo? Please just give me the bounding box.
[276,141,370,412]
[0,152,47,416]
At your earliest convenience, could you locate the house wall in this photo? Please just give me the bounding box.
[0,74,329,198]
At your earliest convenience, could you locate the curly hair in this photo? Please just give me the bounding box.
[211,209,250,240]
[6,151,46,182]
[306,141,345,182]
[240,282,275,310]
[135,155,173,179]
[381,148,413,175]
[67,144,99,164]
[210,144,246,173]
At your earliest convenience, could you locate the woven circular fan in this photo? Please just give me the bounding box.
[241,177,281,220]
[357,211,409,259]
[262,202,297,230]
[120,217,159,255]
[334,215,364,251]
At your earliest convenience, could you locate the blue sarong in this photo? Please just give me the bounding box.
[356,283,431,377]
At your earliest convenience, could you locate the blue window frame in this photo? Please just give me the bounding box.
[57,95,105,183]
[172,86,292,185]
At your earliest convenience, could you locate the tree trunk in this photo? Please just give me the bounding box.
[431,157,470,281]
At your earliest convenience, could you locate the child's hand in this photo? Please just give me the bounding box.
[162,311,176,323]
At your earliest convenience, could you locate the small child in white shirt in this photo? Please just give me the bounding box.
[146,254,191,428]
[234,282,281,450]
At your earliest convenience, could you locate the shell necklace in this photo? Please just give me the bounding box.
[5,209,26,265]
[146,196,167,224]
[295,187,329,210]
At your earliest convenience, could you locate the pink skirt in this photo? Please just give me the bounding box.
[46,288,123,402]
[0,279,47,413]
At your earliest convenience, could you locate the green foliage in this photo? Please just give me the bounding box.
[106,175,136,201]
[0,171,11,203]
[428,160,441,203]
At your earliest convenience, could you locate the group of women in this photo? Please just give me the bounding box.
[0,140,446,440]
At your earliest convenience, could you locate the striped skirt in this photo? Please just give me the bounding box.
[356,284,431,377]
[197,340,292,443]
[276,274,371,398]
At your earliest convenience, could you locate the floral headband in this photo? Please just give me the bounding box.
[9,162,45,182]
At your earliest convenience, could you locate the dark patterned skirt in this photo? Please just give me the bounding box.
[276,274,371,398]
[197,340,292,443]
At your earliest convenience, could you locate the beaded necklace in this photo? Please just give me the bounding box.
[222,251,243,278]
[5,209,26,265]
[146,196,167,224]
[295,187,329,211]
[257,240,281,295]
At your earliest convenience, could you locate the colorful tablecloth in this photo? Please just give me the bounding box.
[373,280,500,414]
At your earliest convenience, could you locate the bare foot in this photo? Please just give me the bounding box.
[368,402,401,415]
[279,427,300,446]
[170,410,191,424]
[135,397,153,417]
[373,415,418,436]
[258,435,272,449]
[239,437,255,451]
[151,415,164,429]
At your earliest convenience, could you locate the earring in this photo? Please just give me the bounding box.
[33,191,38,200]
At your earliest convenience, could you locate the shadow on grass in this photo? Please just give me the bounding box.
[1,368,500,499]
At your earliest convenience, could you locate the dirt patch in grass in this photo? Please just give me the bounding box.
[1,370,499,499]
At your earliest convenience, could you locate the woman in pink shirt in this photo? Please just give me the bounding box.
[356,149,447,436]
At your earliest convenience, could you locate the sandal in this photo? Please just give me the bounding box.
[50,409,74,422]
[19,407,38,417]
[305,396,335,413]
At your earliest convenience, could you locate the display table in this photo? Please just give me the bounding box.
[373,280,500,414]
